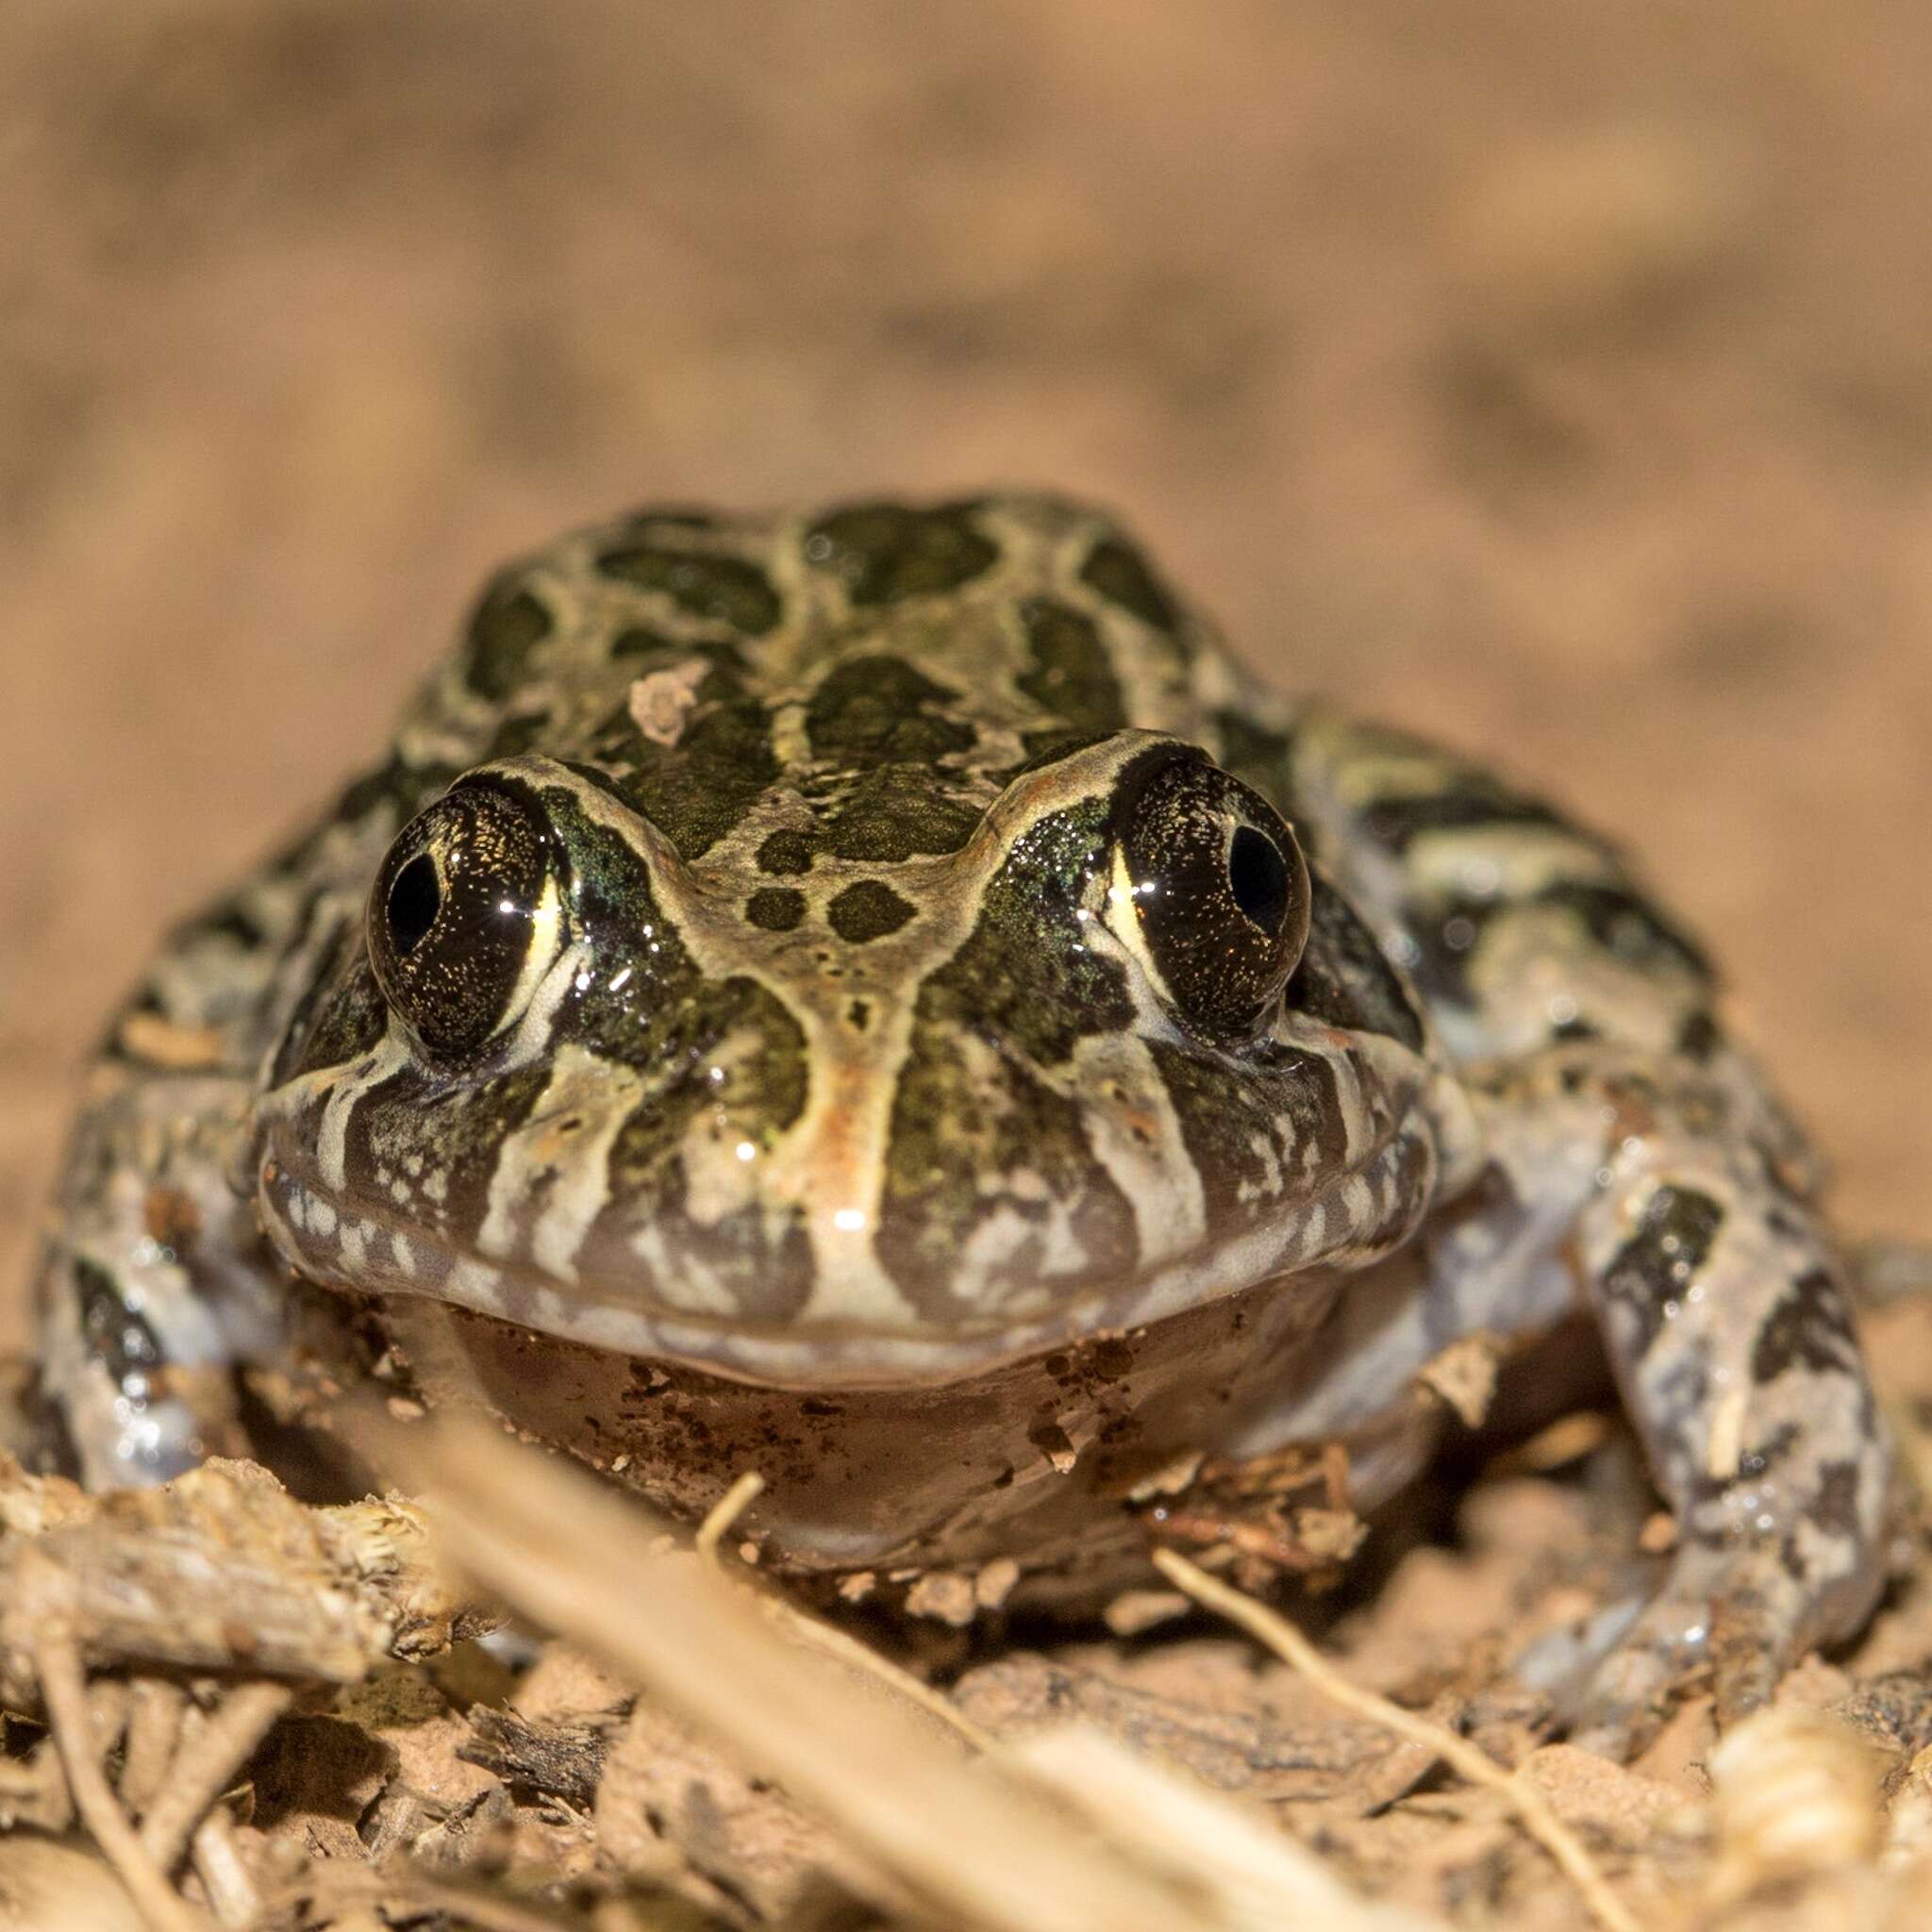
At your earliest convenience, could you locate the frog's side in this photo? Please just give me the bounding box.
[33,494,1890,1753]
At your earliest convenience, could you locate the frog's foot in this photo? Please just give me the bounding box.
[1558,1546,1782,1758]
[1551,1519,1890,1760]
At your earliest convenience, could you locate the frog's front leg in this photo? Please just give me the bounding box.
[34,1048,282,1488]
[1466,1047,1890,1757]
[1564,1074,1890,1753]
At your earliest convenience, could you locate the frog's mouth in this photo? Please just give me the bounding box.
[256,1083,1447,1391]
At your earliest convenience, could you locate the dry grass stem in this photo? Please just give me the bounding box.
[1152,1548,1641,1932]
[761,1596,1003,1756]
[263,1861,595,1932]
[186,1808,258,1928]
[696,1467,1001,1756]
[120,1677,187,1817]
[135,1680,292,1873]
[29,1615,209,1932]
[694,1469,766,1559]
[1011,1724,1446,1932]
[407,1416,1230,1932]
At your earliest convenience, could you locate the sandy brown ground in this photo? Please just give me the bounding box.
[0,9,1930,1928]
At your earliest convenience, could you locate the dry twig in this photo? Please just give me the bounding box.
[1152,1547,1641,1932]
[29,1616,209,1932]
[136,1681,293,1873]
[694,1470,1000,1757]
[120,1677,188,1817]
[406,1415,1235,1932]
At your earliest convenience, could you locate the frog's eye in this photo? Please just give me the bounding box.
[1115,752,1311,1037]
[368,783,559,1057]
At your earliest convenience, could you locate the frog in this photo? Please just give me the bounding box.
[30,492,1893,1756]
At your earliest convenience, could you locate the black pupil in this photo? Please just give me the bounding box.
[1226,824,1289,933]
[387,853,441,956]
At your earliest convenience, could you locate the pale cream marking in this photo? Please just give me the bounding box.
[313,1030,411,1194]
[954,1201,1087,1308]
[1099,841,1175,1008]
[622,1216,750,1320]
[767,694,814,776]
[1466,908,1699,1058]
[1031,941,1208,1267]
[1406,824,1622,901]
[1707,1382,1750,1483]
[492,873,567,1045]
[1237,1127,1286,1206]
[476,1041,645,1277]
[258,1116,1437,1387]
[627,658,710,745]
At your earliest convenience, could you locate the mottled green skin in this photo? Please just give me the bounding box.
[35,494,1893,1755]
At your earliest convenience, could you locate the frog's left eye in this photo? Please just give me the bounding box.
[368,782,560,1057]
[1115,751,1311,1037]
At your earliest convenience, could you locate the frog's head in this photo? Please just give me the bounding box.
[256,732,1465,1383]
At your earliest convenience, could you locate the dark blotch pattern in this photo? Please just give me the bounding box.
[75,1257,167,1387]
[347,1058,554,1253]
[274,942,390,1086]
[595,539,782,636]
[1150,1037,1347,1232]
[756,828,816,876]
[463,571,554,703]
[826,879,916,943]
[1675,1010,1722,1060]
[1599,1184,1725,1357]
[1540,881,1712,981]
[487,709,553,759]
[924,800,1134,1065]
[805,501,997,607]
[590,972,813,1324]
[822,767,983,861]
[745,887,806,933]
[1360,786,1568,851]
[1409,879,1712,1015]
[329,754,461,836]
[1079,534,1180,631]
[1015,597,1125,758]
[806,655,977,769]
[1752,1268,1860,1382]
[587,659,780,862]
[1210,709,1295,803]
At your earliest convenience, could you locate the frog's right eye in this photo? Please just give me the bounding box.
[368,783,560,1057]
[1112,748,1311,1039]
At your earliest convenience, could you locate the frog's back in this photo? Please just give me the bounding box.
[392,494,1271,840]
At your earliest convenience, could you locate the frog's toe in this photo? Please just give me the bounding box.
[1562,1535,1877,1760]
[1562,1565,1727,1761]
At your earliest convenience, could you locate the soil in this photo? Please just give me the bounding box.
[1,6,1929,1928]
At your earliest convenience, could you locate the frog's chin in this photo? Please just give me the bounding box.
[258,1116,1439,1391]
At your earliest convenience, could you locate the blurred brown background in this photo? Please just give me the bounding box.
[3,0,1928,1346]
